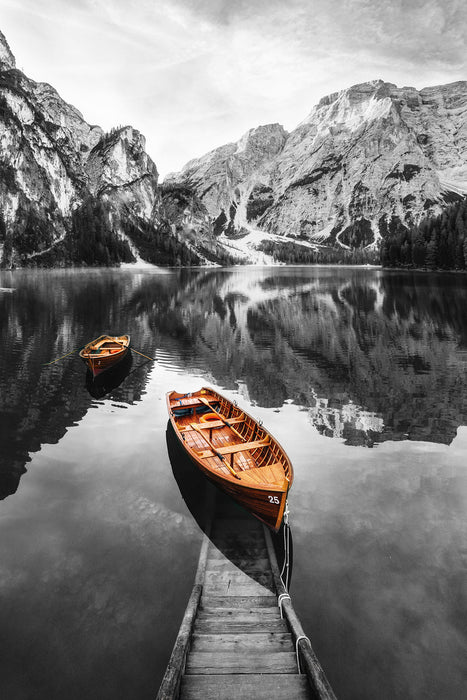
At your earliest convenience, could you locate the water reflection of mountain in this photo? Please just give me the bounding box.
[148,268,467,447]
[2,267,467,499]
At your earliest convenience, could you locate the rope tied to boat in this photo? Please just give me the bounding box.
[295,634,311,674]
[280,500,291,590]
[277,593,291,619]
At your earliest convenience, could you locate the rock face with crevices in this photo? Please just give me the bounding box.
[169,79,467,250]
[0,30,225,268]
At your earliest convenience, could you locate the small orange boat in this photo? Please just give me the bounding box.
[79,334,130,377]
[167,387,293,531]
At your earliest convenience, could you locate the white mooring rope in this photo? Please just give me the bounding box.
[277,592,291,619]
[280,500,291,590]
[295,634,311,674]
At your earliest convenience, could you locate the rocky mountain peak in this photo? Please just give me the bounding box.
[234,123,288,158]
[0,30,15,69]
[315,79,395,111]
[86,125,158,196]
[169,78,467,257]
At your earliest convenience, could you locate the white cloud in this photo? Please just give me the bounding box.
[2,0,466,176]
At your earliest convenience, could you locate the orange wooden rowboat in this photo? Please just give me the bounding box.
[167,387,293,532]
[79,334,130,378]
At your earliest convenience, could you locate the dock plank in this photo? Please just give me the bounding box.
[185,651,298,675]
[204,570,272,584]
[205,557,270,571]
[180,674,312,700]
[197,612,282,624]
[199,607,281,618]
[191,632,293,652]
[200,594,278,608]
[194,619,288,634]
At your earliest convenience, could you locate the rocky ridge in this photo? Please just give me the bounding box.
[169,79,467,254]
[0,31,227,268]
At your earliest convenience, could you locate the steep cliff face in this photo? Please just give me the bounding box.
[0,30,15,70]
[0,31,224,268]
[169,80,467,252]
[166,124,288,236]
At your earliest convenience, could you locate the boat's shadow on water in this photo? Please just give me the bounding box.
[85,351,133,398]
[166,422,293,589]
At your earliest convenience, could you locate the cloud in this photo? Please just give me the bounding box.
[2,0,466,175]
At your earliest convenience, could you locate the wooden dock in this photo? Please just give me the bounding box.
[157,501,336,700]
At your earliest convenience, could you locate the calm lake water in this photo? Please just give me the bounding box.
[1,265,466,700]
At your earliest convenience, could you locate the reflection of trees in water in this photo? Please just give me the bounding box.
[0,272,157,499]
[120,267,467,446]
[141,269,467,447]
[2,267,467,499]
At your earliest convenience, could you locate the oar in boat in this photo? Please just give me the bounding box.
[199,396,245,442]
[191,424,241,480]
[42,346,84,366]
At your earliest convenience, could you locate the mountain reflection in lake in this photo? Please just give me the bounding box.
[0,266,466,700]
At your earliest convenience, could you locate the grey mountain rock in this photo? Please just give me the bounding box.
[1,24,466,267]
[169,79,467,250]
[0,31,225,268]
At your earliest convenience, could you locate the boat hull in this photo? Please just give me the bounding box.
[79,334,131,378]
[184,451,288,531]
[86,351,133,397]
[167,388,293,532]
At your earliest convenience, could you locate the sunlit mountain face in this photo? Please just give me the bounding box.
[2,266,466,499]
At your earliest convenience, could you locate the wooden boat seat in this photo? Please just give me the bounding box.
[217,439,270,455]
[171,398,204,409]
[180,416,245,432]
[197,439,269,460]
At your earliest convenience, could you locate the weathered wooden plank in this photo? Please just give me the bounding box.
[197,612,281,624]
[201,595,277,608]
[190,632,293,652]
[204,567,268,577]
[204,575,274,588]
[180,674,312,700]
[185,651,297,675]
[202,584,275,597]
[208,548,269,556]
[204,571,273,587]
[215,438,270,455]
[205,557,270,572]
[199,607,281,618]
[193,619,288,634]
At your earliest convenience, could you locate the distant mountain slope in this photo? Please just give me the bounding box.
[0,30,230,268]
[168,79,467,257]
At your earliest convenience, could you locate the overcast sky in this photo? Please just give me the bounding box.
[2,0,466,177]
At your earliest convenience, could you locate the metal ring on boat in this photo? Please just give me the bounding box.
[199,412,219,423]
